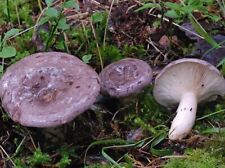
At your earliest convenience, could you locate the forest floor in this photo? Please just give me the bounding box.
[0,0,225,167]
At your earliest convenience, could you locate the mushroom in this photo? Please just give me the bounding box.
[153,58,225,140]
[0,52,100,127]
[99,58,153,98]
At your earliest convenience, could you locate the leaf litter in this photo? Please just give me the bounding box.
[0,0,225,167]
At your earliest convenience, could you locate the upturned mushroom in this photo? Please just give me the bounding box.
[153,58,225,140]
[0,52,100,127]
[99,58,153,98]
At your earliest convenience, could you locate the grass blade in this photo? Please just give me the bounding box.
[189,14,220,48]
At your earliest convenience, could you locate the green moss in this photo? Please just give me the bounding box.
[0,0,33,25]
[100,45,123,64]
[203,133,225,157]
[86,163,112,168]
[122,45,147,59]
[164,149,225,168]
[221,62,225,75]
[125,87,167,125]
[27,148,51,166]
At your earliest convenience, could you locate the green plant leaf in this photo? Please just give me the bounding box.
[202,127,225,134]
[82,54,92,64]
[3,28,19,41]
[57,17,70,30]
[84,138,129,166]
[91,12,104,23]
[0,46,17,58]
[39,16,49,25]
[207,13,221,22]
[219,59,225,75]
[150,133,172,156]
[102,147,121,168]
[135,3,161,12]
[164,2,181,10]
[217,56,225,67]
[101,141,138,168]
[45,7,59,18]
[189,14,220,48]
[45,0,54,7]
[0,65,3,75]
[55,41,65,50]
[0,36,2,48]
[165,10,179,18]
[63,0,79,10]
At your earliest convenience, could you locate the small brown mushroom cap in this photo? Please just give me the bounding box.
[99,58,153,98]
[0,52,100,127]
[153,58,225,107]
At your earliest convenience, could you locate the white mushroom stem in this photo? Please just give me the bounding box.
[169,92,197,140]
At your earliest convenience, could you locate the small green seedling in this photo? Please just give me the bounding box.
[0,28,20,75]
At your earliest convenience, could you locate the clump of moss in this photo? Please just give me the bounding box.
[0,0,33,25]
[86,164,112,168]
[164,149,225,168]
[203,132,225,157]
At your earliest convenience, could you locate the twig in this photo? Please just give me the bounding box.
[90,20,104,70]
[90,0,101,5]
[12,136,26,157]
[160,155,187,159]
[148,13,204,39]
[2,131,10,145]
[63,32,70,53]
[29,134,37,149]
[66,12,89,20]
[8,25,39,41]
[0,145,16,167]
[133,0,144,5]
[7,7,47,41]
[38,0,43,12]
[126,4,137,14]
[146,38,167,58]
[111,106,129,121]
[0,149,6,166]
[138,148,152,156]
[81,20,90,44]
[140,137,154,149]
[33,7,47,33]
[15,0,21,26]
[103,0,115,48]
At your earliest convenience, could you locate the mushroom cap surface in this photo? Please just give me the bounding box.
[153,58,225,107]
[99,58,153,98]
[0,52,100,127]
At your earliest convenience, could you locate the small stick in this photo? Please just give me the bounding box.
[103,0,115,48]
[90,20,104,70]
[0,145,16,167]
[148,13,203,39]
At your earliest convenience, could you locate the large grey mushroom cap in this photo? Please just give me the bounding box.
[0,52,100,127]
[153,58,225,107]
[99,58,153,98]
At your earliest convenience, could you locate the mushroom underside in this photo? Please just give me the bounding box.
[153,59,225,140]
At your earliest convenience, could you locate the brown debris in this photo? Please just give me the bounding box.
[159,35,178,48]
[110,1,153,47]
